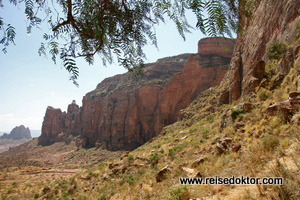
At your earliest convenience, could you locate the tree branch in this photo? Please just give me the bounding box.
[52,20,69,32]
[52,0,94,39]
[122,0,129,12]
[76,43,103,58]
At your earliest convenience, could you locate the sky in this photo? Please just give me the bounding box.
[0,2,205,133]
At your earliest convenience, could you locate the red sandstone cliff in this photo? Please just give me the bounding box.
[220,0,300,103]
[39,38,235,150]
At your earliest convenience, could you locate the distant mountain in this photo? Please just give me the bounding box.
[0,125,31,140]
[0,125,33,153]
[0,129,41,138]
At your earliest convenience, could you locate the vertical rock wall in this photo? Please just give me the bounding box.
[39,37,235,150]
[221,0,300,103]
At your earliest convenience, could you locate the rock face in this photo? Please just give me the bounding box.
[221,0,300,103]
[39,37,235,150]
[0,125,31,140]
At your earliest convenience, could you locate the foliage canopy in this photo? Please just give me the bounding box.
[0,0,239,84]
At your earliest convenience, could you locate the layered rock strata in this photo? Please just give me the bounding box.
[39,37,235,150]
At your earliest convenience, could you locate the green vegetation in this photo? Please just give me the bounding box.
[168,143,187,159]
[201,128,209,138]
[267,42,287,60]
[167,186,190,200]
[231,108,243,120]
[265,62,277,78]
[296,23,300,31]
[149,152,160,167]
[258,88,271,101]
[87,171,98,179]
[33,193,39,199]
[127,154,134,163]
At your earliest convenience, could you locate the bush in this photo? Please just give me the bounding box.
[262,134,280,151]
[98,196,106,200]
[98,163,105,171]
[265,63,277,78]
[201,128,209,138]
[87,171,98,179]
[128,174,135,185]
[267,42,287,60]
[167,186,190,200]
[152,144,161,149]
[34,193,39,199]
[296,23,300,31]
[168,143,186,159]
[149,152,159,167]
[120,174,135,185]
[128,154,134,163]
[231,108,243,121]
[258,88,271,101]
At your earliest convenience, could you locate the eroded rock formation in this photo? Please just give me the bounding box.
[220,0,300,103]
[39,37,235,150]
[0,125,31,140]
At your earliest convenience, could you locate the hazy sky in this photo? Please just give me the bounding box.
[0,2,205,132]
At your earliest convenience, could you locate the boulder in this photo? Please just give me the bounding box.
[156,165,170,182]
[191,156,205,168]
[231,143,242,152]
[267,96,300,120]
[181,167,195,177]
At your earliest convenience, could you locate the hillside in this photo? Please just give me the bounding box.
[0,39,299,198]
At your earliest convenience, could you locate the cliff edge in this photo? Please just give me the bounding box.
[39,37,235,150]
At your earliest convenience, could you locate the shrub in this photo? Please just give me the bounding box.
[152,144,161,149]
[120,174,135,185]
[267,42,287,60]
[128,154,134,163]
[231,108,243,121]
[167,186,190,200]
[168,148,176,159]
[87,171,98,179]
[98,196,106,200]
[98,163,105,171]
[296,23,300,31]
[128,174,135,185]
[149,152,159,167]
[201,128,209,138]
[258,88,271,101]
[189,128,197,134]
[137,168,146,175]
[265,62,277,78]
[34,193,39,199]
[168,143,186,159]
[262,134,280,151]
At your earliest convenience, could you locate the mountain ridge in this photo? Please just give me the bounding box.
[38,37,235,150]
